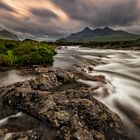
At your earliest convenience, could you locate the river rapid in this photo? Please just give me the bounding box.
[0,46,140,139]
[54,46,140,139]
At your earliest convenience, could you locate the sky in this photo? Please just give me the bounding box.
[0,0,140,41]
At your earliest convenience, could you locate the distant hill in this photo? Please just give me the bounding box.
[59,27,140,42]
[0,30,18,40]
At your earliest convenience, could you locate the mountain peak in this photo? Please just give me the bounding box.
[60,26,140,42]
[0,29,15,35]
[83,27,92,31]
[103,27,113,31]
[0,29,10,33]
[0,29,18,40]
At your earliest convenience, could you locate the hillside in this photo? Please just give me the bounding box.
[59,27,140,42]
[0,30,18,40]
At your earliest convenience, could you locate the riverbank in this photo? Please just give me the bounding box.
[0,68,133,140]
[50,39,140,50]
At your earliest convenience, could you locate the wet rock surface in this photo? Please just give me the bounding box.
[0,69,132,140]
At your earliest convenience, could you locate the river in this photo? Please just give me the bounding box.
[54,46,140,139]
[0,69,37,87]
[0,46,140,139]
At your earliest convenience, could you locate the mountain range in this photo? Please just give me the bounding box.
[59,27,140,42]
[0,30,18,40]
[0,27,140,42]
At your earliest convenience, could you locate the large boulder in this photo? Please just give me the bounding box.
[0,69,132,140]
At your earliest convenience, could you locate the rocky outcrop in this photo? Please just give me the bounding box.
[0,69,132,140]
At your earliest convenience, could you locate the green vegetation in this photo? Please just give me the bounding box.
[55,38,140,50]
[0,39,56,67]
[91,33,140,42]
[82,39,140,49]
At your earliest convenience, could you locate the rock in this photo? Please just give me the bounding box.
[0,69,132,140]
[88,65,94,72]
[35,67,49,74]
[0,128,41,140]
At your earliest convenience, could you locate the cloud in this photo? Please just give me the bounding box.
[0,0,74,40]
[0,14,60,36]
[0,0,140,40]
[52,0,140,27]
[0,1,15,12]
[30,8,58,18]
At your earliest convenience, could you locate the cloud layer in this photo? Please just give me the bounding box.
[0,0,140,40]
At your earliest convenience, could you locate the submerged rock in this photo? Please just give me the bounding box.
[0,69,132,140]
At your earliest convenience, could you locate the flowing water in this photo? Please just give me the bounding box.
[54,46,140,139]
[0,46,140,139]
[0,69,37,87]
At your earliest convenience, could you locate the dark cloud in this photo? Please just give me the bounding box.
[52,0,140,27]
[0,10,66,39]
[30,8,58,18]
[0,1,15,12]
[0,0,140,40]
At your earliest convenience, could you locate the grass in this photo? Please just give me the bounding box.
[0,39,56,67]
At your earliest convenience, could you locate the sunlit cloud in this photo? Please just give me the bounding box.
[2,0,69,21]
[2,0,30,17]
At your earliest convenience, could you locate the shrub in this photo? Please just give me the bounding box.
[0,43,7,54]
[0,39,55,67]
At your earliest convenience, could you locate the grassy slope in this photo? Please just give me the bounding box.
[91,33,140,42]
[0,34,12,40]
[64,32,140,42]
